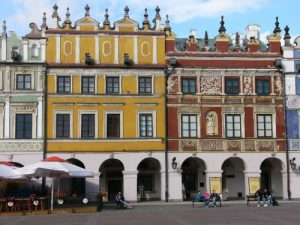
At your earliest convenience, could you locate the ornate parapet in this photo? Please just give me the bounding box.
[0,139,43,152]
[289,140,300,151]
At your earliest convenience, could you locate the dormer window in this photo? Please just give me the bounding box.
[31,44,39,57]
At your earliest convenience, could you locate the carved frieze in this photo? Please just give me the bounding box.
[245,140,256,151]
[179,107,200,113]
[223,107,244,113]
[289,140,300,151]
[180,140,197,151]
[243,76,253,94]
[257,140,274,151]
[167,76,178,94]
[200,77,222,95]
[11,104,37,113]
[286,96,300,109]
[0,142,42,152]
[227,140,241,151]
[200,140,223,151]
[274,76,282,95]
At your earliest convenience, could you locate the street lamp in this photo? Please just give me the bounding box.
[171,157,177,170]
[290,157,297,170]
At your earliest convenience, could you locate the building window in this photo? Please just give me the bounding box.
[225,78,239,95]
[16,114,32,139]
[182,78,196,94]
[256,78,270,95]
[16,74,31,90]
[139,77,152,94]
[56,114,70,138]
[81,114,95,138]
[106,77,119,94]
[107,114,120,138]
[82,77,95,94]
[139,114,153,137]
[181,114,197,138]
[257,114,272,137]
[225,114,241,138]
[31,44,39,57]
[57,76,71,93]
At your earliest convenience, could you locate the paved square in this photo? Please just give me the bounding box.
[0,202,299,225]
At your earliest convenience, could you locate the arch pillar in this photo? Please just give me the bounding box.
[281,170,288,199]
[168,169,182,201]
[205,170,222,194]
[243,170,261,198]
[123,170,138,202]
[86,172,100,201]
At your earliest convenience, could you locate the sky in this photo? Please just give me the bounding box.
[0,0,299,43]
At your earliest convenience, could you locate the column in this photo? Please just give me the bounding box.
[168,169,182,201]
[37,96,43,139]
[152,36,157,64]
[243,171,261,198]
[205,170,222,195]
[75,36,80,64]
[22,40,28,62]
[4,96,10,138]
[271,76,275,95]
[133,36,138,64]
[86,172,100,201]
[281,170,288,199]
[123,170,138,202]
[177,75,182,94]
[95,35,99,64]
[55,35,61,63]
[114,36,119,64]
[197,76,201,94]
[41,40,46,62]
[160,170,166,201]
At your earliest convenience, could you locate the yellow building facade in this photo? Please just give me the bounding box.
[45,5,167,201]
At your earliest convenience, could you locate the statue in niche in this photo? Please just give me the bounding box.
[206,112,217,135]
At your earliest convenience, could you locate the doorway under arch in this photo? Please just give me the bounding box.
[99,158,124,202]
[137,157,161,201]
[181,157,206,200]
[260,158,283,198]
[221,157,245,200]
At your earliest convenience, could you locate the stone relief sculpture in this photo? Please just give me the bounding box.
[274,76,282,95]
[200,77,222,95]
[243,76,252,94]
[167,77,178,94]
[206,111,217,135]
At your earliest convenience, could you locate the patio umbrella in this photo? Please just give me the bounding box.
[0,162,25,179]
[14,156,94,210]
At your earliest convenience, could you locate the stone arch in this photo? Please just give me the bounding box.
[99,158,125,201]
[181,157,206,200]
[260,157,283,198]
[137,157,161,201]
[221,157,245,200]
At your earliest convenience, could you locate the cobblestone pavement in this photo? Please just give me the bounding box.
[0,202,300,225]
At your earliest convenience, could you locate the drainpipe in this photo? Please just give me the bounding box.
[164,67,169,202]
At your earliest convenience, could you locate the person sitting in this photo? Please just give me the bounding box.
[203,190,211,208]
[255,188,264,207]
[194,191,205,202]
[262,188,273,207]
[115,192,133,209]
[209,190,220,207]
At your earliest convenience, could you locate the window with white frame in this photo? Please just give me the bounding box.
[107,114,120,138]
[16,74,31,90]
[57,76,71,93]
[257,114,272,137]
[181,114,197,138]
[139,114,153,137]
[56,114,70,138]
[31,44,39,57]
[225,114,241,138]
[81,114,95,138]
[16,114,32,139]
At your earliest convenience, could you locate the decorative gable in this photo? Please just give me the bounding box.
[114,18,139,32]
[75,16,100,31]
